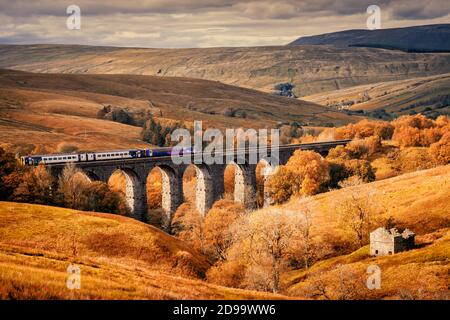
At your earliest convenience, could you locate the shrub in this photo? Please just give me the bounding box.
[430,133,450,165]
[56,142,78,153]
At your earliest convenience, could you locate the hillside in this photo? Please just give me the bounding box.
[302,73,450,119]
[0,69,359,154]
[284,230,449,299]
[1,44,450,97]
[277,165,450,237]
[0,202,284,299]
[276,165,450,299]
[289,24,450,53]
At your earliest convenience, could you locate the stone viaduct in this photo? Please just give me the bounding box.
[47,140,349,228]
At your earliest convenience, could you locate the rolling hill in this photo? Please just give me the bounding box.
[284,230,449,299]
[0,68,360,154]
[289,24,450,53]
[302,73,450,119]
[0,202,285,299]
[273,165,450,299]
[1,44,450,97]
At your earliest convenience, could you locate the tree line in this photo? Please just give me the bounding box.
[0,151,127,215]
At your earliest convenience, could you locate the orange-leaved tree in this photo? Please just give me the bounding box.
[267,150,329,204]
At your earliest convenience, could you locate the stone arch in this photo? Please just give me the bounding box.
[108,168,146,220]
[182,164,214,216]
[256,158,278,207]
[150,165,182,229]
[226,161,256,210]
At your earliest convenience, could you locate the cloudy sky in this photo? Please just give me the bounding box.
[0,0,449,48]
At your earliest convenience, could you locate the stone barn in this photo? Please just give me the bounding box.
[370,227,415,256]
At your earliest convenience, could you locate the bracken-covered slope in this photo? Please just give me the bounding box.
[276,165,450,299]
[0,69,360,154]
[1,44,450,96]
[0,202,285,299]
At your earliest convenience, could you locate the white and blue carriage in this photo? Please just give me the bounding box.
[20,147,194,166]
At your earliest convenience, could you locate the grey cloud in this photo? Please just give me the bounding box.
[0,0,449,48]
[390,0,450,20]
[0,0,449,20]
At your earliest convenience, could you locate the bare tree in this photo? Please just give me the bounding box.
[299,207,314,269]
[57,163,90,209]
[335,187,380,248]
[232,209,303,293]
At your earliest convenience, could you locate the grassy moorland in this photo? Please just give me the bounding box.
[284,229,449,299]
[0,202,285,299]
[252,165,450,299]
[0,165,448,299]
[0,68,360,154]
[303,73,450,118]
[1,44,450,96]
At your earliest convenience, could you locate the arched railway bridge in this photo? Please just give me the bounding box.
[46,140,350,227]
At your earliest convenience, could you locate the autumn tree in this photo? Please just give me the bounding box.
[327,141,376,185]
[265,166,301,204]
[78,181,126,214]
[430,132,450,165]
[56,163,126,214]
[334,119,393,140]
[171,203,205,252]
[267,150,329,204]
[57,163,90,209]
[392,114,442,147]
[297,206,315,269]
[334,188,380,248]
[13,163,56,205]
[0,147,22,200]
[224,209,305,293]
[203,200,243,262]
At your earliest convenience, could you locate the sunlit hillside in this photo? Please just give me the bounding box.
[1,44,450,96]
[0,202,285,299]
[303,73,450,118]
[0,68,360,154]
[272,165,450,299]
[284,229,449,299]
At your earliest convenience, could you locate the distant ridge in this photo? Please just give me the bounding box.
[289,24,450,52]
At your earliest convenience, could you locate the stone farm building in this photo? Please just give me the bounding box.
[370,227,415,256]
